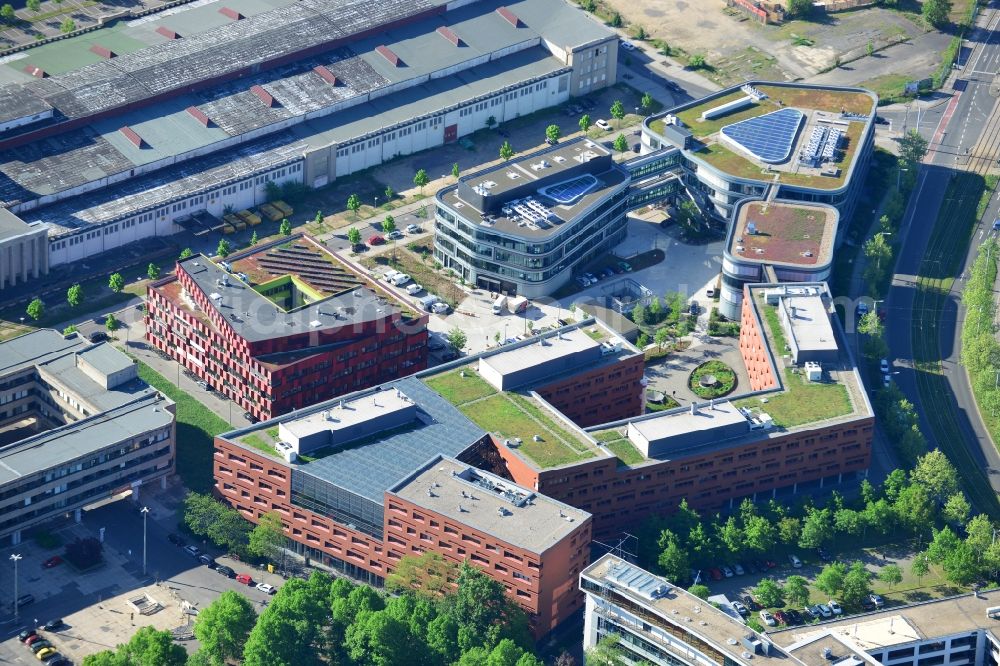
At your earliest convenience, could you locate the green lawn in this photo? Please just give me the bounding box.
[762,305,788,353]
[423,367,497,406]
[241,434,278,458]
[742,369,852,428]
[135,360,230,494]
[459,393,594,468]
[603,438,645,466]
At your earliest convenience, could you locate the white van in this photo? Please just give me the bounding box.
[492,295,508,314]
[390,273,411,287]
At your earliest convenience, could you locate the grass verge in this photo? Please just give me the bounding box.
[135,359,230,494]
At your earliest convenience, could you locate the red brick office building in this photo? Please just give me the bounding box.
[146,236,427,420]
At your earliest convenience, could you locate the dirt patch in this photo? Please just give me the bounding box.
[594,0,927,83]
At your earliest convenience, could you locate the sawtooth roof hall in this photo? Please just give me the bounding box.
[0,0,618,279]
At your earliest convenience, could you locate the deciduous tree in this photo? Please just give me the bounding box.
[499,141,515,161]
[280,218,292,235]
[753,579,785,608]
[922,0,951,28]
[911,449,960,503]
[194,590,257,666]
[609,100,625,128]
[414,168,430,193]
[347,227,362,248]
[67,283,83,307]
[815,562,847,597]
[108,272,125,293]
[841,561,872,608]
[545,124,561,143]
[26,297,43,321]
[446,329,467,354]
[386,551,460,599]
[216,238,231,258]
[248,511,285,562]
[878,564,903,590]
[784,575,810,607]
[579,114,592,133]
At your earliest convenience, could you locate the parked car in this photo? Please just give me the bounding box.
[46,658,71,666]
[42,556,62,568]
[785,609,803,625]
[773,610,788,625]
[817,604,834,618]
[167,533,184,546]
[236,573,254,585]
[367,234,385,246]
[620,39,636,50]
[243,411,258,423]
[708,568,723,581]
[879,358,890,374]
[856,301,869,317]
[732,563,744,576]
[41,619,64,631]
[861,597,877,611]
[994,218,1000,231]
[216,565,236,578]
[875,115,889,125]
[428,340,445,351]
[731,601,749,617]
[763,559,777,569]
[18,629,36,642]
[805,605,822,619]
[816,547,832,562]
[387,230,404,240]
[430,302,450,315]
[89,331,108,343]
[788,554,803,568]
[828,600,843,615]
[721,565,734,578]
[595,119,612,131]
[617,261,632,272]
[405,283,423,295]
[17,593,35,608]
[706,287,717,298]
[883,373,892,388]
[256,583,277,595]
[406,224,421,234]
[742,595,759,611]
[689,302,700,315]
[760,610,776,626]
[199,554,216,568]
[869,593,884,609]
[25,635,43,647]
[184,545,202,558]
[29,640,53,654]
[36,648,57,661]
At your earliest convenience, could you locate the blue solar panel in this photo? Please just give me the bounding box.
[720,108,804,164]
[540,174,599,204]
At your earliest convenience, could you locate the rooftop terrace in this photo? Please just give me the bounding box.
[438,137,630,240]
[727,200,837,269]
[167,238,411,343]
[423,365,600,468]
[646,83,876,191]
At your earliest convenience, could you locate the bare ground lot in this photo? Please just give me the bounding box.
[600,0,936,85]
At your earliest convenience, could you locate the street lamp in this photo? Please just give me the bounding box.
[10,553,21,621]
[896,167,909,191]
[141,506,149,577]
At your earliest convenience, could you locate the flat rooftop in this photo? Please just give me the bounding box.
[0,328,84,375]
[229,376,485,505]
[168,240,410,344]
[389,456,589,553]
[628,400,750,447]
[478,327,601,385]
[583,554,790,666]
[779,292,838,356]
[438,137,630,240]
[782,633,880,666]
[646,83,877,191]
[770,590,1000,652]
[0,395,173,486]
[728,200,837,269]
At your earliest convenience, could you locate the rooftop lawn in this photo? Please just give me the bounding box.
[761,304,789,354]
[240,433,279,458]
[423,367,498,406]
[740,367,853,428]
[458,392,595,468]
[602,438,645,466]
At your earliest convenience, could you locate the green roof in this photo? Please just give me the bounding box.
[425,365,599,469]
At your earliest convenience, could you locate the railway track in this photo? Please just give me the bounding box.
[908,74,1000,517]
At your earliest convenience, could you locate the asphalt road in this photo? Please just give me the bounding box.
[886,0,1000,490]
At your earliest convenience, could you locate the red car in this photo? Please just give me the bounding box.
[42,556,62,569]
[763,559,777,569]
[773,610,788,625]
[25,634,43,647]
[708,568,723,581]
[367,235,384,246]
[235,573,254,585]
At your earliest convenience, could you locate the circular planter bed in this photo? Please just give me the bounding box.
[689,360,737,398]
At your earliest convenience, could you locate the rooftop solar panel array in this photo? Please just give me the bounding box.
[720,108,803,164]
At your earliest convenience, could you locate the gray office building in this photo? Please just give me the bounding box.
[434,137,631,297]
[0,330,176,545]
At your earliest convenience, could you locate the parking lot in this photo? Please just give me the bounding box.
[0,486,287,663]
